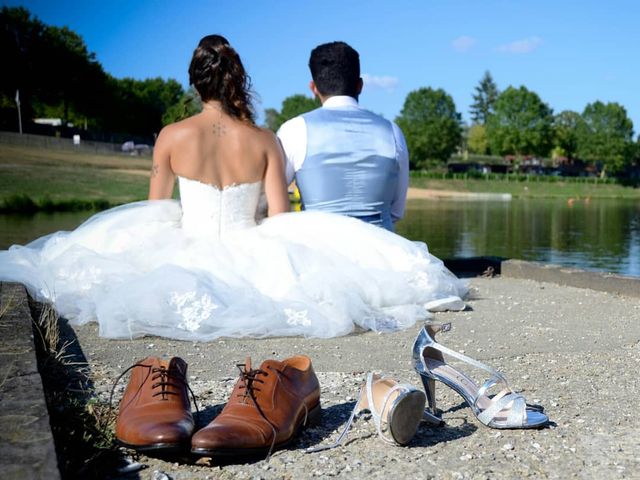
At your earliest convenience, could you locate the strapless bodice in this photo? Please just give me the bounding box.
[178,176,264,238]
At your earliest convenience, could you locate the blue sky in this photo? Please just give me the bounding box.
[9,0,640,134]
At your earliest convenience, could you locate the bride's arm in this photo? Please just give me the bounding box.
[264,131,290,216]
[148,126,176,200]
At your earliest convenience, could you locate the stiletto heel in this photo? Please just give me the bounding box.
[307,372,426,452]
[418,374,445,426]
[412,323,549,429]
[423,376,437,415]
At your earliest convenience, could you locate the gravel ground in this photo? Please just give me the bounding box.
[70,277,640,479]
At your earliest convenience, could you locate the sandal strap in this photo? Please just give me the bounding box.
[477,391,526,427]
[375,383,414,444]
[428,340,510,389]
[307,373,412,452]
[472,375,510,410]
[306,385,363,453]
[368,373,410,444]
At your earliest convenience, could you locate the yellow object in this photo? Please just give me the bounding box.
[288,183,301,211]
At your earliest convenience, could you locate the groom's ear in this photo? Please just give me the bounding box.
[357,77,363,95]
[309,80,320,98]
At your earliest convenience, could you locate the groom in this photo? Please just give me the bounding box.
[277,41,409,231]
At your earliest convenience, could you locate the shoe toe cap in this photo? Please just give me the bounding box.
[192,419,269,450]
[118,416,193,446]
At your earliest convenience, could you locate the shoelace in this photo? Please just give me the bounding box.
[234,358,308,459]
[108,361,200,420]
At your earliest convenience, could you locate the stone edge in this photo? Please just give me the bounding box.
[0,282,61,480]
[501,259,640,298]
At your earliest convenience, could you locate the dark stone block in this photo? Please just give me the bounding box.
[0,282,60,480]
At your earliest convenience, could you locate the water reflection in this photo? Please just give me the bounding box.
[396,197,640,277]
[1,198,638,277]
[0,211,93,248]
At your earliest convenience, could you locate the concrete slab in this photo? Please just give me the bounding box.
[0,283,60,480]
[502,259,640,298]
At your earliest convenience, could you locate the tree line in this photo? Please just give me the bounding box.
[3,6,638,175]
[267,71,640,176]
[0,7,193,142]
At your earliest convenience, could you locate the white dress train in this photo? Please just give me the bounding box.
[0,176,467,340]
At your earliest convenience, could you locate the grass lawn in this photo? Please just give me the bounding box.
[1,144,638,212]
[0,144,151,208]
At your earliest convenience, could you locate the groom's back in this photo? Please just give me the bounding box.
[295,106,398,230]
[278,41,409,231]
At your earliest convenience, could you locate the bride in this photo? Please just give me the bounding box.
[0,35,467,341]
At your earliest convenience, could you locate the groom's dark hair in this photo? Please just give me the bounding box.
[309,41,360,98]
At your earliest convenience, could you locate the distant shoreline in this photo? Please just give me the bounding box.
[407,187,512,201]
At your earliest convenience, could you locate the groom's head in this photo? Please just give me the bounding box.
[309,42,363,101]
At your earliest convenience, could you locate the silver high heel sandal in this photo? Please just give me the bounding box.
[412,323,549,429]
[307,372,426,452]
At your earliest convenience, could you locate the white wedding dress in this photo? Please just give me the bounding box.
[0,176,467,340]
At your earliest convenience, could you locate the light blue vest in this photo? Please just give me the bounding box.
[297,106,398,231]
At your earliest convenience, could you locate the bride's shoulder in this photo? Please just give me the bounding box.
[237,125,279,145]
[256,126,279,140]
[158,117,200,143]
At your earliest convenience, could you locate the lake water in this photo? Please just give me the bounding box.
[1,197,639,277]
[397,197,640,277]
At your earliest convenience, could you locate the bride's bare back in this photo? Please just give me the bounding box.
[148,105,289,216]
[149,35,289,215]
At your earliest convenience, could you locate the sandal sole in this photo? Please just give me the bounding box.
[389,389,426,445]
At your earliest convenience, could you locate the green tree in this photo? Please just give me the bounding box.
[162,87,202,125]
[105,76,185,135]
[43,25,101,123]
[576,101,634,175]
[552,110,582,160]
[265,94,320,131]
[467,124,489,154]
[470,71,499,125]
[1,6,185,138]
[396,87,462,168]
[486,86,553,157]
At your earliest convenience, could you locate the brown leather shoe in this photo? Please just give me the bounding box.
[115,356,195,453]
[191,355,321,457]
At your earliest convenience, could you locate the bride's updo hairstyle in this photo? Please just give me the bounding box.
[189,35,255,124]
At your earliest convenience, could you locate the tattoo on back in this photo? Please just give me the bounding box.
[212,121,226,137]
[151,164,159,177]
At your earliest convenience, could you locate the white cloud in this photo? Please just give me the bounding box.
[497,36,543,54]
[452,36,477,52]
[362,74,399,91]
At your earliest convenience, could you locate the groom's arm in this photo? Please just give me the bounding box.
[276,117,307,185]
[390,122,409,223]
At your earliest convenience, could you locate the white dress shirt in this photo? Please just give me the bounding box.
[277,96,410,222]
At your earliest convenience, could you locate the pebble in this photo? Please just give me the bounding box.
[62,276,640,479]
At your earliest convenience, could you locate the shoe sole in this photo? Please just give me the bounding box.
[191,402,322,457]
[117,439,188,454]
[388,389,426,445]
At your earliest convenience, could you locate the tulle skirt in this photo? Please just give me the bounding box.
[0,201,467,340]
